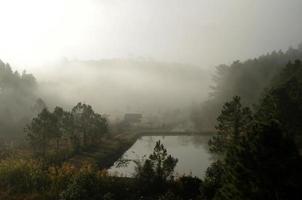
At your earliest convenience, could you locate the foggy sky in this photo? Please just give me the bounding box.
[0,0,302,70]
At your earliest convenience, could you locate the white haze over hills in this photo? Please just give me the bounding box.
[36,59,211,121]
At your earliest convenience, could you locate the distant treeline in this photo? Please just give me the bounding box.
[192,44,302,131]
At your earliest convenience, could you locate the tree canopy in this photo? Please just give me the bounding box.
[26,103,108,160]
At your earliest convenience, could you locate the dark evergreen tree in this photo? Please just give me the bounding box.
[215,121,302,200]
[209,96,253,154]
[201,160,225,200]
[256,60,302,145]
[134,140,178,195]
[71,103,108,148]
[26,108,58,157]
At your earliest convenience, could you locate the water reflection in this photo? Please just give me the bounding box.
[109,135,212,178]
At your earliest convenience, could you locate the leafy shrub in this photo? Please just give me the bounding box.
[60,164,102,200]
[0,159,49,193]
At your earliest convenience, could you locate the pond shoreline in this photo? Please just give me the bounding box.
[100,131,214,169]
[109,134,212,177]
[67,131,213,171]
[67,133,139,169]
[98,133,140,169]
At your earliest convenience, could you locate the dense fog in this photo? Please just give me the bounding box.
[0,58,212,139]
[37,59,212,125]
[38,59,211,112]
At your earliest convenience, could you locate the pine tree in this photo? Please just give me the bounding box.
[26,108,58,158]
[214,121,302,200]
[201,160,225,200]
[134,141,178,195]
[209,96,253,154]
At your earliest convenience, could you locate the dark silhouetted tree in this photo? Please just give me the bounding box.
[134,140,178,194]
[215,121,302,200]
[201,160,224,200]
[209,96,252,154]
[26,108,58,158]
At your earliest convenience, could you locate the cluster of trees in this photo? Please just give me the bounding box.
[191,46,302,199]
[0,60,38,139]
[25,103,108,159]
[192,44,302,131]
[202,93,302,199]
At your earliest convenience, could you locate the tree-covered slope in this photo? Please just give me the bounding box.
[0,60,39,140]
[192,44,302,131]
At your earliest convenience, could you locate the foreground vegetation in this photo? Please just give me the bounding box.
[0,141,202,200]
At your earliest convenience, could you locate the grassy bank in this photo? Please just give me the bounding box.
[68,133,139,169]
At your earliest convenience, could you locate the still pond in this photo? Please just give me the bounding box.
[109,135,212,178]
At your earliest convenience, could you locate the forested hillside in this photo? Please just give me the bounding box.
[0,60,40,140]
[256,59,302,146]
[192,44,302,131]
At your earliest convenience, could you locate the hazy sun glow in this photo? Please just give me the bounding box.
[0,0,97,67]
[0,0,302,70]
